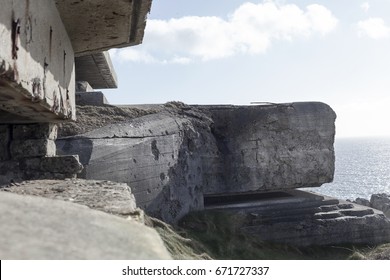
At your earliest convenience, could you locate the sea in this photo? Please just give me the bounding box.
[303,137,390,200]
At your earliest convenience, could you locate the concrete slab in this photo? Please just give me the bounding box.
[75,52,117,89]
[0,191,171,259]
[55,0,153,56]
[0,0,75,123]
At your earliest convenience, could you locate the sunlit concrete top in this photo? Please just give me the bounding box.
[55,0,152,57]
[0,0,151,123]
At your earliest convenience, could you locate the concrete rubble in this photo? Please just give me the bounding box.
[0,191,171,259]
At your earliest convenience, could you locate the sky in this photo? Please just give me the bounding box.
[104,0,390,138]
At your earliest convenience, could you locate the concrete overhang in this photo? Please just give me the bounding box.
[75,52,117,89]
[55,0,153,57]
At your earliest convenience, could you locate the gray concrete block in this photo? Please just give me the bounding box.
[76,91,109,106]
[19,155,83,174]
[57,102,336,223]
[203,102,336,194]
[10,139,56,159]
[39,155,83,174]
[12,124,58,140]
[0,0,75,123]
[0,191,171,259]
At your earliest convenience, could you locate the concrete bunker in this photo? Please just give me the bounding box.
[0,0,152,182]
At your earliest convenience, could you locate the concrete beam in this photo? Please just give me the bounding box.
[55,0,153,56]
[75,52,117,89]
[0,0,76,123]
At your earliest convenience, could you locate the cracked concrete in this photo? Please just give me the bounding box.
[57,102,336,223]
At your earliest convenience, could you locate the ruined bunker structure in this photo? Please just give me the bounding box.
[57,102,337,223]
[0,0,152,183]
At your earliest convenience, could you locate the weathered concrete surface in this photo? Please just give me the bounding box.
[0,123,83,185]
[0,191,171,259]
[57,102,336,223]
[76,91,109,106]
[75,52,117,89]
[1,179,137,217]
[203,190,390,246]
[55,0,153,56]
[0,0,75,123]
[202,102,336,194]
[58,110,209,223]
[0,155,83,184]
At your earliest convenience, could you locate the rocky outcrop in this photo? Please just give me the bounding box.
[0,191,171,259]
[57,102,336,223]
[0,179,137,217]
[354,193,390,218]
[203,190,390,246]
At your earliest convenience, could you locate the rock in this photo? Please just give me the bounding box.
[371,193,390,218]
[57,102,336,223]
[202,190,390,246]
[0,179,137,217]
[0,191,171,259]
[354,197,371,207]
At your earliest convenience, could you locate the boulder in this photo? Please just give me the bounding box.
[354,197,371,207]
[371,193,390,218]
[0,191,171,259]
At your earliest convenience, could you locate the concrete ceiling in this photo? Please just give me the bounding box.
[75,52,117,89]
[55,0,152,57]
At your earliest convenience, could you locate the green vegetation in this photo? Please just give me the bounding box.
[148,210,390,260]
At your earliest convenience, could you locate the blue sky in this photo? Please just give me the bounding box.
[104,0,390,138]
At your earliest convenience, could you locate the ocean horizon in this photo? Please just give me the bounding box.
[304,136,390,200]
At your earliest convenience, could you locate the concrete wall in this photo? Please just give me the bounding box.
[57,102,336,223]
[0,124,82,185]
[0,0,75,123]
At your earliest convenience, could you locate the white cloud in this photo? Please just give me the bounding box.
[357,17,390,39]
[361,2,370,13]
[113,1,338,64]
